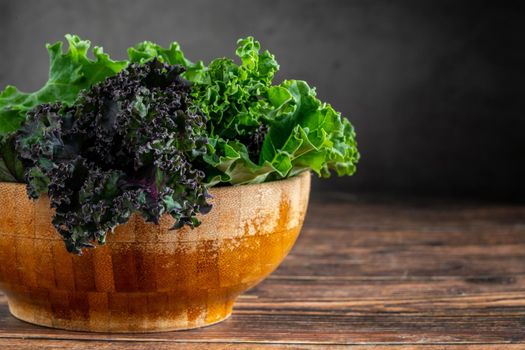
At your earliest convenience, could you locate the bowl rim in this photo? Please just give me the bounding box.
[0,170,311,193]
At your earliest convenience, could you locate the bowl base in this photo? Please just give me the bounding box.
[6,292,235,333]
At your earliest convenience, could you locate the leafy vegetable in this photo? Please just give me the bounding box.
[0,35,127,182]
[200,80,359,185]
[15,60,210,254]
[127,37,359,185]
[261,80,359,178]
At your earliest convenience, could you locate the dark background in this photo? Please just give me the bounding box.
[1,0,523,201]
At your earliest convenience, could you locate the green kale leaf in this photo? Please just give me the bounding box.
[261,80,359,178]
[0,35,127,183]
[202,80,359,185]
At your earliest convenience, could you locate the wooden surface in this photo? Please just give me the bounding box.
[1,194,524,349]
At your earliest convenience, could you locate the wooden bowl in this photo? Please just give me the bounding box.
[0,172,310,332]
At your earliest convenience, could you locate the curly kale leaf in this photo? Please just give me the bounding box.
[0,34,127,182]
[202,81,359,185]
[197,41,358,183]
[190,42,357,184]
[261,80,359,178]
[193,37,278,140]
[15,60,211,254]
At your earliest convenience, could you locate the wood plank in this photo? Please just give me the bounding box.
[2,285,525,344]
[274,243,525,277]
[2,338,524,349]
[1,301,524,344]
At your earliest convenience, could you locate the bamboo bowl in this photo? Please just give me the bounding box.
[0,172,310,332]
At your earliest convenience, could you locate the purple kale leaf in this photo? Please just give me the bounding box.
[15,60,211,254]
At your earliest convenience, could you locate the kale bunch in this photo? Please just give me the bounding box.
[15,60,211,254]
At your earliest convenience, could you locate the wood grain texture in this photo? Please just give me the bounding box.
[1,194,524,348]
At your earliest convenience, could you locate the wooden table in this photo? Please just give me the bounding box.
[1,194,524,349]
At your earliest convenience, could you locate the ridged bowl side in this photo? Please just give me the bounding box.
[0,172,310,332]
